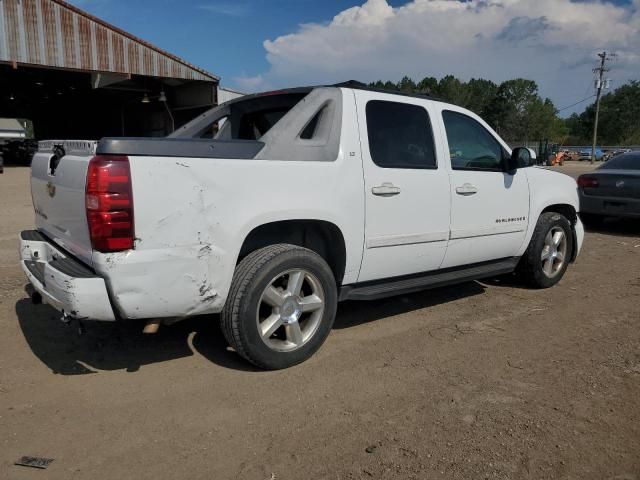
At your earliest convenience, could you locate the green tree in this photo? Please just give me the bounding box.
[437,75,469,106]
[576,80,640,145]
[526,98,568,142]
[486,79,539,140]
[397,76,416,93]
[564,113,588,144]
[465,78,498,118]
[17,118,34,138]
[383,80,397,91]
[416,76,438,95]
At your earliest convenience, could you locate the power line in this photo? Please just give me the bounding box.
[556,94,596,112]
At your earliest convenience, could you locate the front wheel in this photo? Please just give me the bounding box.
[221,244,338,370]
[517,212,573,288]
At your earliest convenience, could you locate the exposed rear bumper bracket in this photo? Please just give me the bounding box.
[19,230,116,321]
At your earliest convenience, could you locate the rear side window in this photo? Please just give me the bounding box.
[237,108,291,140]
[365,100,437,169]
[299,105,326,140]
[172,92,308,140]
[198,117,228,139]
[442,110,505,171]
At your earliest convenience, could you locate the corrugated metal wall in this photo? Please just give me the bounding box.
[217,87,244,104]
[0,0,218,82]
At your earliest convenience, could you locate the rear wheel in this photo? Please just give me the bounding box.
[221,244,337,369]
[517,212,573,288]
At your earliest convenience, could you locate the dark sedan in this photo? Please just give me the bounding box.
[578,152,640,222]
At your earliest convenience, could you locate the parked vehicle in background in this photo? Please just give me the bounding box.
[569,151,581,161]
[578,151,640,223]
[579,148,604,161]
[602,149,617,162]
[0,139,38,166]
[605,148,632,161]
[551,150,572,166]
[19,82,584,369]
[0,118,31,172]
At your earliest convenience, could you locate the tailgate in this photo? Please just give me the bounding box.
[31,140,97,266]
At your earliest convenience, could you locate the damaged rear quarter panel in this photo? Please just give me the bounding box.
[93,244,225,319]
[92,91,364,320]
[93,131,364,319]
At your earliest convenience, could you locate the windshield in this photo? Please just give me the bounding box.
[598,153,640,170]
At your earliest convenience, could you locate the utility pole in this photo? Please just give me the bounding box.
[590,51,614,164]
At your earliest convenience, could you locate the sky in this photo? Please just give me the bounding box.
[69,0,640,115]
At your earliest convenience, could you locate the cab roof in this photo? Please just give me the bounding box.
[223,80,450,107]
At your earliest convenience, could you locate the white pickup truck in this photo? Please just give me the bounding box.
[20,82,584,369]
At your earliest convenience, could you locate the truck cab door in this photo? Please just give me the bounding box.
[354,91,451,282]
[437,108,530,268]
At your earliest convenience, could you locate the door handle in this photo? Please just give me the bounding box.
[455,183,478,195]
[372,183,401,197]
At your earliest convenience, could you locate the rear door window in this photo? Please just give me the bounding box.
[365,100,437,169]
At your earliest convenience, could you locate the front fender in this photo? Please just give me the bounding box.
[517,167,580,257]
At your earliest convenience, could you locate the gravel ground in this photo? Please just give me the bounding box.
[1,163,639,480]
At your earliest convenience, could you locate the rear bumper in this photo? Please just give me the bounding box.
[579,193,640,218]
[19,230,116,321]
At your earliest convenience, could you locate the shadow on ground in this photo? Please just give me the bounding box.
[14,297,250,375]
[333,281,484,329]
[583,217,640,237]
[16,281,486,374]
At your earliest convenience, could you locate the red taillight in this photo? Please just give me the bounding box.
[86,155,134,252]
[577,175,599,188]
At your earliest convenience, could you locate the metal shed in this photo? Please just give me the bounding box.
[217,86,245,104]
[0,0,220,139]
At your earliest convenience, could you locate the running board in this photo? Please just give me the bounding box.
[339,257,520,301]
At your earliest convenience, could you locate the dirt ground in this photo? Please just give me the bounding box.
[1,163,639,480]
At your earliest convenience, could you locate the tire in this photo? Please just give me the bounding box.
[517,212,574,289]
[221,244,338,370]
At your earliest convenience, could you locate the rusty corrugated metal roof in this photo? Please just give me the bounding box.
[0,0,219,81]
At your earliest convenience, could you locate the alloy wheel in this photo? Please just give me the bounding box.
[540,226,568,278]
[256,269,325,352]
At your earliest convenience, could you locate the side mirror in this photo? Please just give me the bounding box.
[507,147,536,172]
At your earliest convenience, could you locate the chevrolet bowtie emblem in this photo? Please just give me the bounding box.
[46,181,56,198]
[616,180,625,188]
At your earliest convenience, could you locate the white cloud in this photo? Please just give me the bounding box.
[234,0,640,113]
[234,74,265,91]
